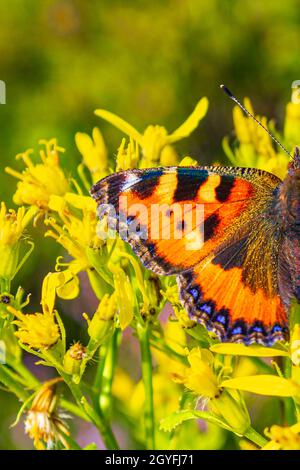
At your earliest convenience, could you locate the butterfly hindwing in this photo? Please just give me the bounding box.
[178,233,288,346]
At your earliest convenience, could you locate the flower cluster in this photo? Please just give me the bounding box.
[1,90,300,451]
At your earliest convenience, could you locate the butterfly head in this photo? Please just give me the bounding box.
[288,146,300,174]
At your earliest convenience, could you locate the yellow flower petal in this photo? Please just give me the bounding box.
[41,272,66,315]
[210,343,289,357]
[56,275,79,300]
[64,193,96,212]
[179,156,198,166]
[48,195,66,213]
[221,375,300,397]
[159,145,178,166]
[167,97,209,143]
[75,127,108,181]
[6,140,69,209]
[94,109,142,143]
[41,271,78,314]
[9,307,60,349]
[113,268,134,330]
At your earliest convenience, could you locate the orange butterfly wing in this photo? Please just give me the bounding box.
[91,166,278,274]
[178,236,288,345]
[91,165,288,345]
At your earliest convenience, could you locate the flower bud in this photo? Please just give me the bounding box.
[86,294,115,346]
[0,243,20,283]
[63,342,86,375]
[210,389,251,436]
[75,127,108,182]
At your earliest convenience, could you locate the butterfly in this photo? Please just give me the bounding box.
[90,90,300,347]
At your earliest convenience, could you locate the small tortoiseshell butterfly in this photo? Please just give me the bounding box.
[90,87,300,346]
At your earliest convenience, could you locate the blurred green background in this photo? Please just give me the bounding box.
[1,0,300,187]
[0,0,300,449]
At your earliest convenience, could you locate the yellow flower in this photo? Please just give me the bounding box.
[40,271,79,314]
[75,127,109,182]
[24,379,69,450]
[115,138,139,171]
[176,347,250,435]
[0,202,33,246]
[45,193,103,273]
[9,307,60,349]
[0,202,36,282]
[5,139,69,209]
[223,99,289,179]
[181,347,218,398]
[95,97,208,166]
[7,272,67,349]
[284,100,300,146]
[263,423,300,450]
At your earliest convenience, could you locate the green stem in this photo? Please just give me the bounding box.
[250,356,276,374]
[9,358,40,389]
[11,356,88,421]
[43,351,119,450]
[150,333,188,365]
[137,323,155,450]
[94,342,108,390]
[244,426,268,448]
[0,365,29,401]
[98,330,119,418]
[0,278,10,293]
[282,357,296,425]
[60,398,89,421]
[62,373,119,449]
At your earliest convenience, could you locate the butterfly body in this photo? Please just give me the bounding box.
[276,168,300,309]
[91,152,300,346]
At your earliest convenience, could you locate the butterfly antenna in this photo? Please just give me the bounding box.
[220,84,292,159]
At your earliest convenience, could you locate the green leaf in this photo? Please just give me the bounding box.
[160,409,232,433]
[83,443,98,450]
[185,324,213,347]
